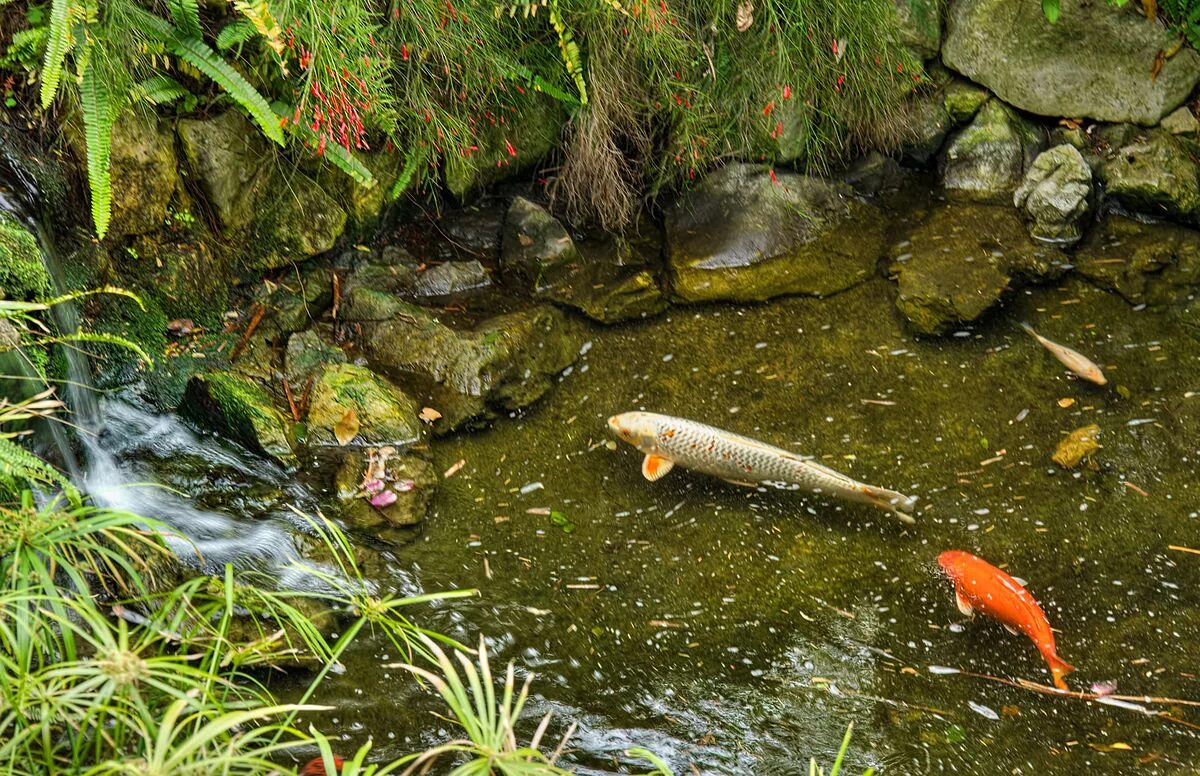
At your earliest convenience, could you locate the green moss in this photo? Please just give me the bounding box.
[0,212,49,301]
[181,373,295,467]
[306,363,422,447]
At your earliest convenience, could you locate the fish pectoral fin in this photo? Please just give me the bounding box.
[720,478,759,488]
[955,589,975,618]
[641,454,675,482]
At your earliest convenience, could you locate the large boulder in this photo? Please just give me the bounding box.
[106,112,179,238]
[1013,144,1093,245]
[0,211,49,300]
[942,0,1200,125]
[894,0,942,60]
[888,202,1069,334]
[1074,216,1200,305]
[665,164,887,303]
[178,111,346,271]
[180,373,295,467]
[940,101,1043,199]
[304,363,422,447]
[1096,129,1200,223]
[358,303,583,432]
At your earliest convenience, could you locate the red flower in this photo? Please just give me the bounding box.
[401,44,409,60]
[782,84,792,100]
[769,169,777,183]
[762,101,774,116]
[504,138,517,157]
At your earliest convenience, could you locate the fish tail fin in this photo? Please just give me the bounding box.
[1047,653,1075,691]
[863,486,917,525]
[1019,321,1038,338]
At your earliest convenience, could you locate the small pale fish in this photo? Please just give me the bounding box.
[606,411,916,524]
[1020,322,1107,385]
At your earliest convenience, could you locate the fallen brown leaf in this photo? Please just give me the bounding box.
[334,407,359,446]
[419,406,443,423]
[444,459,466,478]
[1151,48,1165,81]
[735,0,753,31]
[1058,397,1076,408]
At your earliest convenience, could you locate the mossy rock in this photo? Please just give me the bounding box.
[105,111,180,238]
[940,101,1044,200]
[180,372,295,467]
[254,264,335,342]
[543,265,667,324]
[445,96,564,198]
[666,164,886,303]
[1013,144,1093,245]
[943,0,1200,125]
[0,211,49,301]
[246,169,347,272]
[359,303,583,432]
[943,81,991,124]
[305,363,422,447]
[894,0,942,60]
[285,328,346,387]
[332,451,437,540]
[888,202,1069,334]
[339,257,417,322]
[1095,129,1200,223]
[315,150,402,230]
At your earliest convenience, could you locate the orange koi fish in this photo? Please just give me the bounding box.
[938,550,1075,690]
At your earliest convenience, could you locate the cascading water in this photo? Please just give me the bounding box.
[1,172,316,580]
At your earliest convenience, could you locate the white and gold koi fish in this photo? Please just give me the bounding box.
[1020,322,1107,385]
[607,411,917,524]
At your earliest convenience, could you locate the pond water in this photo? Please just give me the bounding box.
[267,273,1200,774]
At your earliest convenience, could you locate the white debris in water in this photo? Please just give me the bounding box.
[973,508,989,515]
[519,482,544,494]
[953,330,972,338]
[948,623,965,633]
[579,341,593,355]
[755,342,768,349]
[1016,408,1029,422]
[928,665,960,675]
[968,701,1000,720]
[1132,303,1147,312]
[1127,418,1156,426]
[662,353,673,362]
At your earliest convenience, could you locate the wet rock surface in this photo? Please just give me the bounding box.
[500,197,578,292]
[943,0,1200,125]
[357,303,583,432]
[180,372,295,467]
[304,363,422,447]
[1095,128,1200,223]
[1013,144,1093,244]
[411,260,492,298]
[665,163,886,303]
[888,202,1069,334]
[333,451,437,541]
[940,101,1043,199]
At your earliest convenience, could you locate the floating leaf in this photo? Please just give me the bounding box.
[334,407,359,446]
[1042,0,1061,23]
[550,510,575,533]
[419,406,443,423]
[444,459,466,478]
[1058,397,1076,408]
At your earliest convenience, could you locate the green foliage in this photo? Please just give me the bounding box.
[808,723,875,776]
[1161,0,1200,48]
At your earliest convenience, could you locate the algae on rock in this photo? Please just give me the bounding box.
[940,101,1043,199]
[1013,144,1093,245]
[665,164,886,303]
[0,211,49,300]
[180,373,295,467]
[305,363,422,447]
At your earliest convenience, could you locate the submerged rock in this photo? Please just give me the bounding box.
[1096,129,1200,223]
[889,203,1069,334]
[333,451,437,540]
[1013,145,1093,245]
[500,197,578,292]
[436,205,505,263]
[543,264,667,323]
[940,101,1043,199]
[665,163,886,303]
[943,0,1200,125]
[305,363,422,447]
[180,373,295,467]
[1073,215,1200,305]
[412,260,492,298]
[358,303,583,431]
[1052,424,1101,469]
[842,152,906,196]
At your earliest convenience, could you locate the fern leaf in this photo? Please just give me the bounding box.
[497,60,581,107]
[39,0,74,109]
[216,19,257,50]
[47,332,154,370]
[169,0,203,39]
[0,436,77,500]
[168,34,284,145]
[131,74,190,105]
[80,62,113,239]
[548,0,587,106]
[389,146,425,201]
[234,0,285,56]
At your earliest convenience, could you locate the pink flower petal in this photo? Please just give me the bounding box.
[364,479,384,494]
[370,490,398,508]
[394,479,415,493]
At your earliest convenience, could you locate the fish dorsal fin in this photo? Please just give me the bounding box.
[642,454,674,482]
[955,589,975,618]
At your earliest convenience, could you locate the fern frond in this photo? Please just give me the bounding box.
[215,19,257,51]
[46,332,154,370]
[130,74,190,105]
[79,61,113,239]
[39,0,74,108]
[234,0,285,56]
[274,104,375,187]
[548,0,587,106]
[497,60,581,107]
[389,146,425,201]
[0,436,77,501]
[169,0,203,39]
[168,35,284,145]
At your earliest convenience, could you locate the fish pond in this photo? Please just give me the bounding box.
[79,213,1200,775]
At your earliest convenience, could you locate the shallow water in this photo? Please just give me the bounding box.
[262,274,1200,774]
